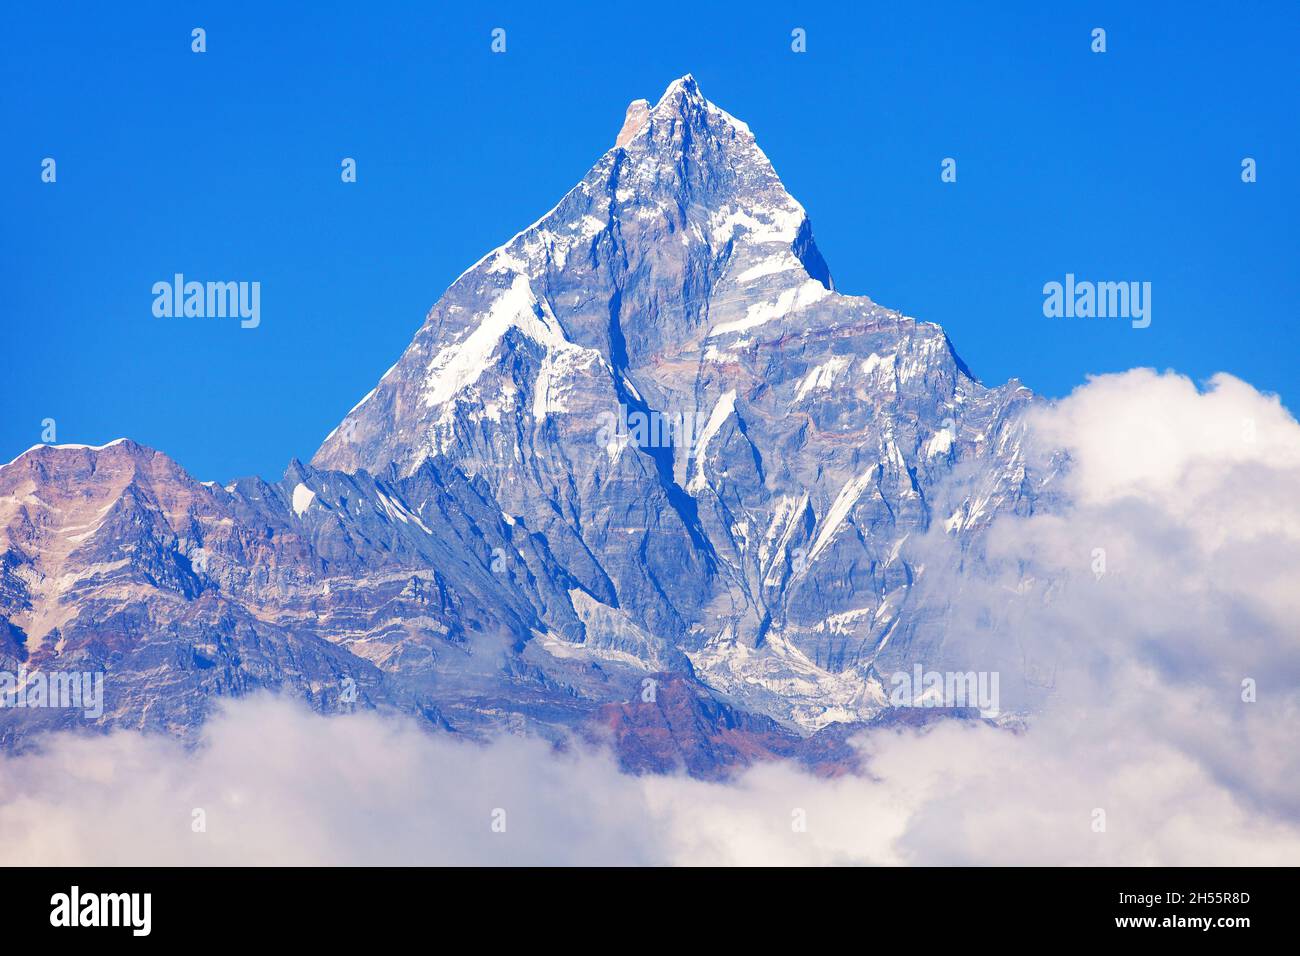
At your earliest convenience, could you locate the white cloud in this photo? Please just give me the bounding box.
[1028,369,1300,510]
[1,688,1296,866]
[1,368,1298,865]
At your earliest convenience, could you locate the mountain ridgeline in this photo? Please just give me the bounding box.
[0,77,1051,774]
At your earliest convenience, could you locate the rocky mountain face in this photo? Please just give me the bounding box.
[0,77,1052,774]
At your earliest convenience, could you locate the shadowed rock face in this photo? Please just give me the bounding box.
[0,77,1055,771]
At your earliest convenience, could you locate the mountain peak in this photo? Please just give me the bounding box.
[616,75,738,149]
[643,73,751,139]
[657,72,702,104]
[2,437,141,472]
[615,98,650,148]
[313,76,848,475]
[0,76,1050,764]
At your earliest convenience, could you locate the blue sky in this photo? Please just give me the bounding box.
[2,1,1296,481]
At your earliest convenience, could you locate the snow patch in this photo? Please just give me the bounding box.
[347,388,377,416]
[862,352,896,376]
[734,254,800,284]
[291,483,316,517]
[926,426,955,459]
[708,280,829,338]
[795,356,851,400]
[423,274,603,420]
[808,472,874,563]
[688,390,737,493]
[375,490,433,534]
[688,630,886,732]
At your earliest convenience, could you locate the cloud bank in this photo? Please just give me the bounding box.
[1,369,1298,865]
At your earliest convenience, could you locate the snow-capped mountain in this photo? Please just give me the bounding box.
[0,77,1052,772]
[314,75,1047,726]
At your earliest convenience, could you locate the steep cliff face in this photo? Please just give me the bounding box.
[0,77,1052,768]
[313,75,1047,728]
